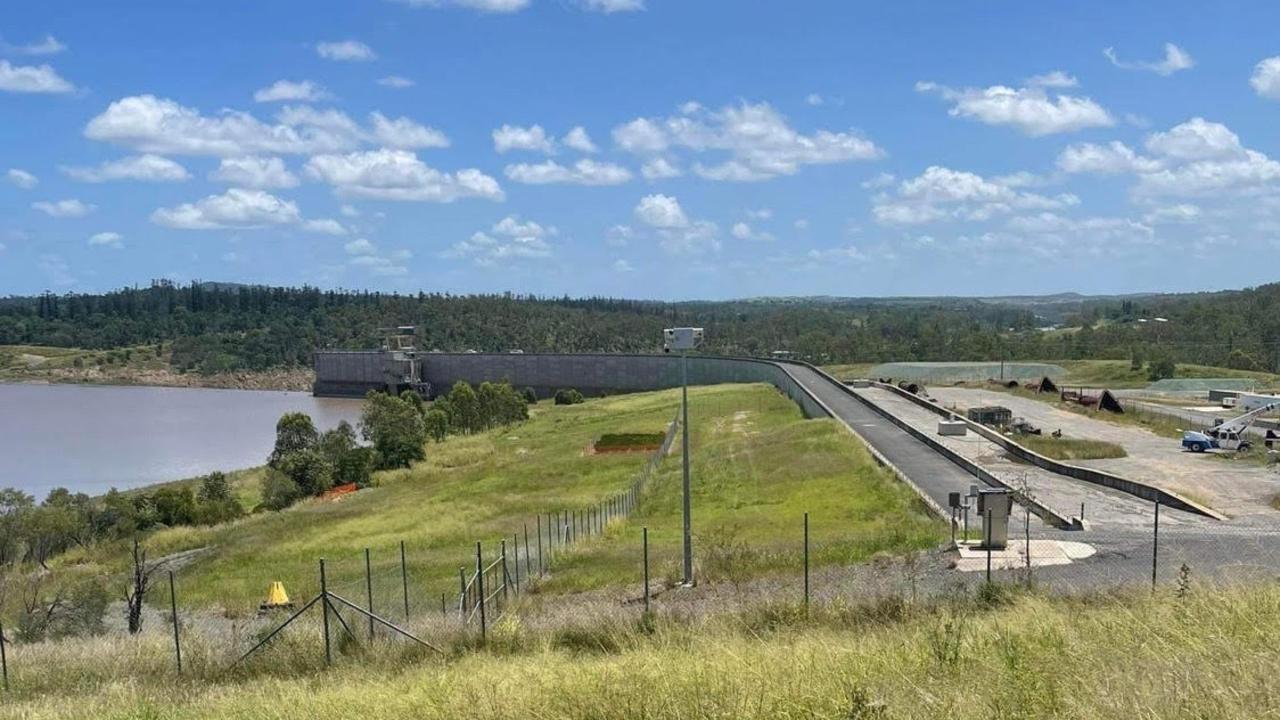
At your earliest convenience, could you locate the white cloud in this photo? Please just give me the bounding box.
[746,208,773,220]
[33,199,95,218]
[445,216,555,266]
[1250,57,1280,100]
[579,0,645,11]
[369,112,450,149]
[85,96,447,158]
[606,224,633,247]
[347,243,412,276]
[492,215,554,239]
[303,218,348,235]
[4,35,67,56]
[613,118,669,153]
[657,220,720,255]
[730,222,773,242]
[1056,141,1161,174]
[88,231,123,248]
[635,194,688,228]
[640,158,682,180]
[151,188,301,230]
[916,81,1113,136]
[612,259,635,272]
[6,168,38,189]
[1003,213,1156,255]
[0,59,74,93]
[872,166,1077,225]
[340,204,360,217]
[860,172,896,189]
[377,75,415,89]
[304,148,504,203]
[1135,150,1280,196]
[1142,204,1201,224]
[1145,118,1245,161]
[86,96,355,156]
[1025,70,1079,88]
[794,219,809,230]
[504,159,632,185]
[1103,42,1194,76]
[345,238,376,255]
[38,254,74,286]
[391,0,530,12]
[254,80,331,103]
[493,124,555,154]
[805,93,824,106]
[65,154,191,183]
[316,40,376,62]
[210,156,299,188]
[562,126,598,153]
[613,102,882,181]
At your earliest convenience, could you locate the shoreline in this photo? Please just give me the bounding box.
[0,366,313,393]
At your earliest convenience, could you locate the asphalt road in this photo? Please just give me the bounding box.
[777,363,1280,589]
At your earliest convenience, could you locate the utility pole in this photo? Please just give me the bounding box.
[664,327,703,586]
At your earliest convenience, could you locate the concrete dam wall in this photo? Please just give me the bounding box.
[313,351,830,419]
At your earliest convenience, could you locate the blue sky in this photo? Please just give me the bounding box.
[3,1,1280,299]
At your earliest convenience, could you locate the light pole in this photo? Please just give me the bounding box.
[664,327,703,586]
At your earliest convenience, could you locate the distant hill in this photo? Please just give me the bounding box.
[1,280,1277,375]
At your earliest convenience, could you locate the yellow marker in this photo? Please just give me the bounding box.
[260,581,293,609]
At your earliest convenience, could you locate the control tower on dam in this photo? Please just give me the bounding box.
[312,350,828,419]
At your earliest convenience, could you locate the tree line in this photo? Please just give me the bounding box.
[3,279,1278,373]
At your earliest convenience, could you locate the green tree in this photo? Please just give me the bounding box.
[424,409,449,442]
[150,487,197,527]
[277,449,335,496]
[446,382,481,434]
[269,412,319,467]
[522,386,538,404]
[360,391,428,469]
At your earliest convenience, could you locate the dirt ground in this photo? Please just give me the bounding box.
[927,387,1280,519]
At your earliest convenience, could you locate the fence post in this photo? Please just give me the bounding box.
[537,515,545,575]
[458,566,467,616]
[400,540,412,621]
[0,619,9,692]
[365,547,375,640]
[1152,501,1160,590]
[441,592,447,617]
[168,570,183,675]
[501,540,510,600]
[985,508,993,584]
[803,512,810,610]
[524,523,532,578]
[512,533,521,593]
[319,558,332,666]
[643,527,650,615]
[475,542,487,643]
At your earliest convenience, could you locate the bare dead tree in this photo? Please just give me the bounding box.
[124,538,160,635]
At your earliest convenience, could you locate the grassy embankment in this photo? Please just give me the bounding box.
[4,582,1280,719]
[0,343,312,391]
[1016,435,1127,460]
[57,383,941,614]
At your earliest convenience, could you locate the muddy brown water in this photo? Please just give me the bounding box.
[0,382,363,499]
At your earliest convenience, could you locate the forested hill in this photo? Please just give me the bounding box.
[0,280,1278,373]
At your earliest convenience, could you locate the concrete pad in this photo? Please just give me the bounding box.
[953,539,1096,572]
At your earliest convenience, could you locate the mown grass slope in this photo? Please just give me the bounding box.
[59,383,939,614]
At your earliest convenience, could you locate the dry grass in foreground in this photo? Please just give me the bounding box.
[2,581,1279,719]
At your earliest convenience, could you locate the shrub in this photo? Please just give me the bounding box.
[260,472,303,511]
[554,388,585,405]
[522,386,538,404]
